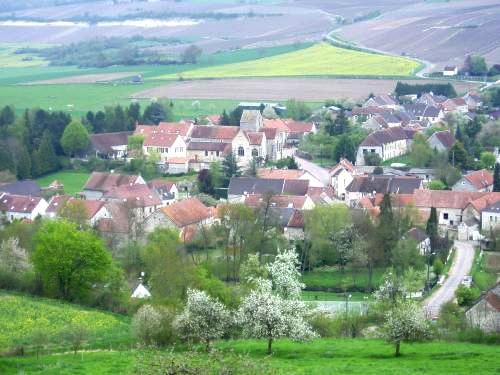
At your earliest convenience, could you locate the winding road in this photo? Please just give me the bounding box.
[424,241,475,318]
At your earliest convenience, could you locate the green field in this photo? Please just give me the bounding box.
[301,291,373,301]
[36,171,91,195]
[302,267,386,292]
[0,44,48,68]
[1,339,499,374]
[158,43,421,80]
[0,292,131,353]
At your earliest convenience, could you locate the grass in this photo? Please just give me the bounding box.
[302,267,386,292]
[157,43,421,80]
[36,171,91,195]
[1,339,499,374]
[302,291,373,301]
[0,44,48,68]
[471,250,498,291]
[0,292,131,354]
[382,154,413,167]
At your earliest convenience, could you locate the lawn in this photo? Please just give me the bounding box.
[157,43,421,80]
[382,154,413,167]
[302,291,373,301]
[0,44,48,68]
[1,339,499,374]
[36,171,90,195]
[0,292,132,354]
[302,267,386,292]
[471,250,498,291]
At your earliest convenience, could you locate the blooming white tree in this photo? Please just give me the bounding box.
[383,300,431,357]
[0,237,31,273]
[239,249,316,354]
[174,288,230,351]
[132,304,163,346]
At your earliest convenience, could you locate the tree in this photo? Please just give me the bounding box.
[426,207,439,252]
[181,45,202,64]
[494,163,500,192]
[238,249,316,354]
[132,304,175,347]
[60,200,89,228]
[433,258,443,276]
[410,133,433,167]
[428,180,446,190]
[245,157,259,177]
[448,141,469,170]
[128,134,144,155]
[378,194,396,259]
[334,134,355,162]
[364,152,382,166]
[32,220,113,301]
[455,285,480,307]
[16,145,32,179]
[64,324,88,355]
[468,55,488,76]
[36,131,59,176]
[0,237,31,273]
[175,289,230,351]
[61,121,90,157]
[197,169,214,195]
[262,105,278,119]
[391,238,422,276]
[142,102,173,125]
[285,99,312,121]
[383,300,431,356]
[0,105,15,127]
[326,110,349,136]
[481,152,497,170]
[222,152,241,185]
[219,109,231,125]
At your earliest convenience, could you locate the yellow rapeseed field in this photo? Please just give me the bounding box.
[159,43,420,79]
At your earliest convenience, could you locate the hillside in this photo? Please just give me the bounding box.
[158,43,421,80]
[0,292,132,353]
[1,339,499,374]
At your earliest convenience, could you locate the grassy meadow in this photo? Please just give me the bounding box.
[302,267,386,292]
[1,339,499,374]
[36,171,91,195]
[0,292,132,353]
[158,43,421,80]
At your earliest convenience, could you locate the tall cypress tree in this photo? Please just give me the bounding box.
[426,207,438,251]
[16,146,32,179]
[379,193,396,262]
[37,131,59,175]
[494,163,500,192]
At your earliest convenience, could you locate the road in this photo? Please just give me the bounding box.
[295,156,330,186]
[424,241,475,318]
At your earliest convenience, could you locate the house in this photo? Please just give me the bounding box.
[417,93,448,108]
[306,186,336,205]
[263,119,289,160]
[404,103,444,124]
[228,177,309,202]
[240,110,263,132]
[346,175,423,206]
[284,120,316,144]
[44,195,71,219]
[284,209,305,241]
[83,172,145,200]
[443,66,458,76]
[44,195,109,226]
[147,179,179,205]
[131,283,151,299]
[428,131,455,152]
[453,170,494,192]
[356,127,417,165]
[363,94,398,110]
[442,98,468,114]
[481,201,500,233]
[463,92,483,111]
[89,131,132,159]
[0,193,48,222]
[0,180,41,197]
[187,142,232,171]
[244,194,315,210]
[257,168,324,188]
[135,122,193,140]
[103,183,162,220]
[144,197,213,241]
[407,227,431,255]
[465,283,500,333]
[329,158,355,200]
[98,202,137,248]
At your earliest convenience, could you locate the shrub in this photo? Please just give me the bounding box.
[433,258,444,276]
[132,304,175,347]
[455,285,480,307]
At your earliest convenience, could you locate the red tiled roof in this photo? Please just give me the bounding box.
[46,195,71,214]
[205,115,221,125]
[148,179,176,192]
[432,131,455,149]
[263,119,289,132]
[287,210,305,228]
[485,291,500,312]
[136,122,191,137]
[188,142,232,153]
[191,125,239,140]
[329,158,355,176]
[104,184,161,207]
[284,120,314,133]
[161,198,211,228]
[467,192,500,212]
[464,169,493,190]
[0,194,43,213]
[257,168,305,180]
[260,127,277,140]
[98,202,130,234]
[84,172,139,192]
[245,131,264,145]
[414,190,486,209]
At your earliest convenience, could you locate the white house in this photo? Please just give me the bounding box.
[443,66,458,76]
[356,127,416,165]
[0,193,48,222]
[453,170,494,193]
[482,201,500,233]
[329,159,355,200]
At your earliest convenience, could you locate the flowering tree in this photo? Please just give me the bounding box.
[175,289,230,351]
[0,237,31,273]
[239,249,316,354]
[383,300,431,357]
[132,305,163,346]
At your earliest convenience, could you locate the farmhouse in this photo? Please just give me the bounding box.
[83,172,145,200]
[329,158,355,200]
[103,183,162,220]
[481,201,500,233]
[356,127,416,165]
[257,168,324,187]
[89,131,132,159]
[452,170,494,192]
[442,98,468,114]
[363,94,398,109]
[45,196,110,226]
[147,179,179,205]
[428,130,455,152]
[228,177,309,202]
[284,209,305,241]
[404,103,444,124]
[0,180,42,197]
[466,283,500,333]
[244,194,315,210]
[0,193,48,222]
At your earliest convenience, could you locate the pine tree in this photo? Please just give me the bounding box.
[219,110,231,126]
[16,146,32,179]
[379,193,396,262]
[37,131,59,175]
[494,163,500,192]
[222,152,241,185]
[455,125,463,143]
[426,207,439,251]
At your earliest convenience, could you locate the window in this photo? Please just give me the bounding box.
[205,150,208,156]
[252,148,259,157]
[238,146,245,156]
[443,213,449,220]
[216,151,220,157]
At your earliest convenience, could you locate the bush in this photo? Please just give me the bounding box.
[455,285,480,307]
[364,153,382,166]
[308,311,369,338]
[433,258,444,276]
[132,304,176,347]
